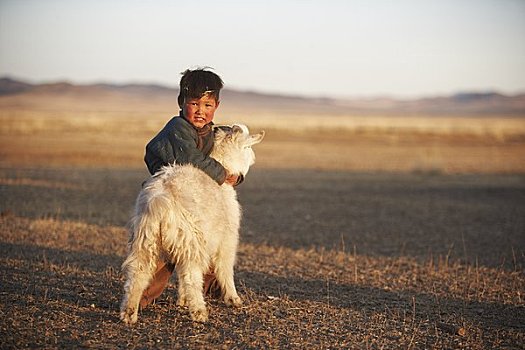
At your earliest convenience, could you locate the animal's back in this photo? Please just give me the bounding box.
[153,164,241,252]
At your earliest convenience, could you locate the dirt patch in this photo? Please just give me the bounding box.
[1,167,524,348]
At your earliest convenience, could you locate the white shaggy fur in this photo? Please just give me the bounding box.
[120,124,264,324]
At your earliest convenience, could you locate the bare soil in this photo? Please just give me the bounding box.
[1,166,524,349]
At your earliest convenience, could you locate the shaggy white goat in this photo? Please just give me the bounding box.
[120,124,264,324]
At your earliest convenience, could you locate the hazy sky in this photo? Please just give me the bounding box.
[1,0,524,98]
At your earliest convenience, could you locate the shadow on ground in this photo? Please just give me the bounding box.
[1,167,524,268]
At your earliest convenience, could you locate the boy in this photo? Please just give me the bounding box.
[140,68,242,308]
[144,68,241,185]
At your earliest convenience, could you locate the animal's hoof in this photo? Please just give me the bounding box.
[176,296,187,307]
[190,308,209,323]
[224,295,243,308]
[120,308,138,325]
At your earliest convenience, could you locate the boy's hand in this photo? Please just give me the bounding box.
[225,173,244,186]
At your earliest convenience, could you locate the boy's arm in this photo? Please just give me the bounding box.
[169,134,228,185]
[144,137,175,175]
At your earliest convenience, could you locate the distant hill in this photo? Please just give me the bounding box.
[0,77,33,95]
[1,77,524,116]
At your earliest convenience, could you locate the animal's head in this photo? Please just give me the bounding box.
[211,124,265,177]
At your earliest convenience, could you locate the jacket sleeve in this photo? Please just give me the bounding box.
[168,120,227,185]
[144,136,175,175]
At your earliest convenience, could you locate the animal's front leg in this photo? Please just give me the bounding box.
[178,264,208,322]
[175,265,187,307]
[214,254,242,308]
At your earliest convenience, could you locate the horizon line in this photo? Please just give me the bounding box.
[1,75,524,101]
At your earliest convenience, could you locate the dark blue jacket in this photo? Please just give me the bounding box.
[144,114,227,185]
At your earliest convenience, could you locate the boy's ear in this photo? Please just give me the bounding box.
[216,100,220,108]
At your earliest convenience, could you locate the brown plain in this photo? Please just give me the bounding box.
[0,87,524,349]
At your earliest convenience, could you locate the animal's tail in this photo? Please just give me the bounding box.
[122,181,173,274]
[122,176,209,274]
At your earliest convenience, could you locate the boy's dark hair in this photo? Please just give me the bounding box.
[178,68,224,107]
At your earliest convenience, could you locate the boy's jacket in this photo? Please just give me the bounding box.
[144,114,227,185]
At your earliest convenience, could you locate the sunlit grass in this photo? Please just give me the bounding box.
[1,110,524,173]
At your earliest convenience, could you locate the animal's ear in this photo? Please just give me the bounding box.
[246,131,265,147]
[214,125,233,135]
[213,125,231,143]
[232,125,244,134]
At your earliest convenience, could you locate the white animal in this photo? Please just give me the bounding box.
[120,124,264,324]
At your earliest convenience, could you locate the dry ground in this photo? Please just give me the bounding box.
[1,111,524,349]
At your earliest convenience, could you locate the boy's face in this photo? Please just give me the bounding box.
[183,94,220,129]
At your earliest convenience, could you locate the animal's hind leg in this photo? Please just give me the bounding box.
[120,254,157,325]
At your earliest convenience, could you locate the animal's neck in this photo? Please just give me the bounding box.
[211,146,235,175]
